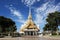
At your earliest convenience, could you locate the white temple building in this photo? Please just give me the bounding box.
[20,8,40,36]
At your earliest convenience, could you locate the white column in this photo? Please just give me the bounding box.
[33,32,34,36]
[25,32,26,35]
[25,32,27,35]
[35,31,37,35]
[27,32,28,35]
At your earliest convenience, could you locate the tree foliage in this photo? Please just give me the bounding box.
[43,11,60,31]
[0,16,17,33]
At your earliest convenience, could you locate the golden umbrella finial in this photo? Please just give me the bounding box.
[28,6,32,20]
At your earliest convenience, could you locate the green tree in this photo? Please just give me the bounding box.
[43,11,60,32]
[43,23,50,31]
[0,16,17,33]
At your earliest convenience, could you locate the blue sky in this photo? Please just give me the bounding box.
[0,0,60,32]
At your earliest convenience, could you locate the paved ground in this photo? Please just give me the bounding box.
[0,36,60,40]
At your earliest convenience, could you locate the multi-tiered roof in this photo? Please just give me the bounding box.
[20,8,40,33]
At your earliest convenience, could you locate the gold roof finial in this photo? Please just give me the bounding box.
[28,7,32,20]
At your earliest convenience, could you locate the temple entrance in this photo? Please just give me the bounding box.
[31,31,33,36]
[25,31,34,36]
[24,31,38,36]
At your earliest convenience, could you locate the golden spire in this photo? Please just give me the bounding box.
[20,6,40,32]
[28,7,32,20]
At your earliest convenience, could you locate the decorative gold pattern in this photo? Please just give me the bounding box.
[20,13,40,32]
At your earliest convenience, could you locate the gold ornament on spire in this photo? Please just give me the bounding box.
[28,7,32,20]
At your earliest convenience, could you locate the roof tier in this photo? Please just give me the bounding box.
[20,8,40,32]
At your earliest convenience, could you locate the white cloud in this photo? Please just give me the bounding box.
[22,0,40,6]
[7,5,25,23]
[9,7,23,19]
[34,1,60,26]
[34,13,43,24]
